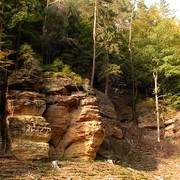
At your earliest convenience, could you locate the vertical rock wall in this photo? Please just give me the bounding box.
[6,71,51,160]
[95,90,130,160]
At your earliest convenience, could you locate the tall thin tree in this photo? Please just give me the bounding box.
[128,0,137,121]
[91,0,97,87]
[153,67,160,142]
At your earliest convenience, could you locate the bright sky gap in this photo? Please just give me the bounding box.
[145,0,180,18]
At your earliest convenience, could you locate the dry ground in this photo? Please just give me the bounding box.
[0,143,179,180]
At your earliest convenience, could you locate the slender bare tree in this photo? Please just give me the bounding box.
[153,69,160,142]
[90,0,97,88]
[128,0,137,121]
[0,0,4,51]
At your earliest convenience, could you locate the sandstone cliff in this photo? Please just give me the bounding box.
[3,72,106,160]
[4,70,178,162]
[6,70,51,160]
[43,77,105,160]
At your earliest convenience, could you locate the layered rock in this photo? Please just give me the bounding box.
[136,100,164,141]
[43,78,105,160]
[0,122,2,152]
[95,90,130,160]
[6,72,51,160]
[164,112,180,150]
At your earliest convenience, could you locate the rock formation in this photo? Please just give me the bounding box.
[95,90,130,160]
[6,71,51,160]
[164,112,180,150]
[43,77,105,160]
[136,100,180,148]
[136,101,164,141]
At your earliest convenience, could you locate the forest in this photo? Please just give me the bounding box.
[0,0,180,111]
[0,1,180,179]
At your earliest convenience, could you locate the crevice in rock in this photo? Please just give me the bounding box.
[51,120,71,149]
[0,69,8,153]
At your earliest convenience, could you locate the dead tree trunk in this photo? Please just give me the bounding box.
[153,69,160,142]
[105,76,109,96]
[91,0,97,88]
[0,1,3,51]
[128,1,137,122]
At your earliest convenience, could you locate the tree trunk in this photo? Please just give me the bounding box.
[0,69,8,152]
[42,0,49,65]
[153,69,160,142]
[128,1,137,121]
[90,0,97,88]
[105,76,109,96]
[0,1,3,51]
[16,23,21,51]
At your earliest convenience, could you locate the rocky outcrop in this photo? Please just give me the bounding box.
[43,78,105,160]
[3,71,133,161]
[164,112,180,150]
[110,96,133,123]
[136,100,164,141]
[95,90,130,160]
[6,72,51,160]
[136,100,180,147]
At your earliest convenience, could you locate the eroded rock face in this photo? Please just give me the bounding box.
[8,115,51,159]
[6,73,51,160]
[44,78,105,160]
[6,91,46,116]
[164,112,180,150]
[95,90,130,160]
[136,101,165,141]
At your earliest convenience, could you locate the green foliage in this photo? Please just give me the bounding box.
[18,43,41,71]
[8,0,42,28]
[98,61,121,81]
[1,0,179,112]
[43,58,82,83]
[52,58,65,72]
[164,94,180,110]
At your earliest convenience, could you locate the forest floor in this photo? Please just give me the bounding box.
[0,137,179,180]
